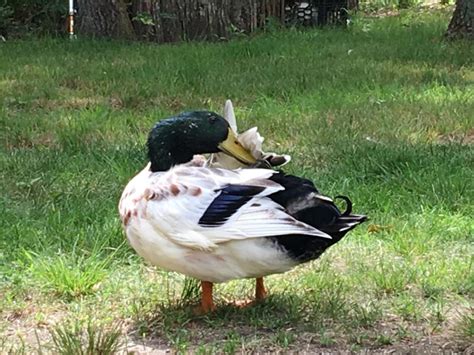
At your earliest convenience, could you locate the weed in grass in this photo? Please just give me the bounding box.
[49,320,122,355]
[26,247,113,300]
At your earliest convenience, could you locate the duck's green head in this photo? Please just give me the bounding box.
[147,111,256,172]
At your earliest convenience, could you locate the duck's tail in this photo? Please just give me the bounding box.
[269,173,368,244]
[305,195,368,243]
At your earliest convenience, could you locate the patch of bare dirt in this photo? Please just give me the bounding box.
[1,301,65,353]
[120,330,471,354]
[437,129,474,145]
[30,97,104,110]
[4,132,59,150]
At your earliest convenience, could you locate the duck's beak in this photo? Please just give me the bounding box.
[218,128,257,165]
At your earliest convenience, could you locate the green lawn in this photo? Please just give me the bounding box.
[1,8,473,353]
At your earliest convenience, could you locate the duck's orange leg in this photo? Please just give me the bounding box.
[199,281,215,313]
[255,277,267,301]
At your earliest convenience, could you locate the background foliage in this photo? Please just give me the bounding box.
[0,0,66,37]
[0,0,455,38]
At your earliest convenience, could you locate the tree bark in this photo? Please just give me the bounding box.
[76,0,352,42]
[130,0,284,42]
[445,0,473,40]
[76,0,135,39]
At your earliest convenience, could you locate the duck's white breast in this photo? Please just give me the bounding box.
[125,217,297,283]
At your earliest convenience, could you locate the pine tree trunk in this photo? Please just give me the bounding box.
[76,0,135,39]
[445,0,473,40]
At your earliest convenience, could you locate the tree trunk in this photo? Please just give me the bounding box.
[76,0,135,39]
[445,0,473,40]
[76,0,353,42]
[130,0,284,42]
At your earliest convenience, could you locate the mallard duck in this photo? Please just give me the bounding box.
[119,110,367,313]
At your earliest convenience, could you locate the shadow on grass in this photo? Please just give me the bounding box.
[127,287,383,352]
[128,294,306,351]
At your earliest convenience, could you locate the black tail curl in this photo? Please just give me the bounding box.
[268,172,368,262]
[334,195,352,216]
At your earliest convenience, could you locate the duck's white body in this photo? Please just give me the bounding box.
[119,161,330,283]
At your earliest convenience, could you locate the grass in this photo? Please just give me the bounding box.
[1,7,473,353]
[26,241,118,300]
[49,320,122,355]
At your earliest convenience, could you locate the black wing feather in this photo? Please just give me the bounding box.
[198,184,265,227]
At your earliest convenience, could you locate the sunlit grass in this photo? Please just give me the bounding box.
[49,320,122,355]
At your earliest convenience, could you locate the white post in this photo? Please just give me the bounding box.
[68,0,75,39]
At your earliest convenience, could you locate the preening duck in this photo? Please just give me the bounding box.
[119,110,367,313]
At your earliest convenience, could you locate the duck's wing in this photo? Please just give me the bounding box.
[142,166,330,251]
